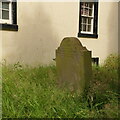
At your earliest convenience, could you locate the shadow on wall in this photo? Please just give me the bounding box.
[8,2,59,65]
[108,2,118,55]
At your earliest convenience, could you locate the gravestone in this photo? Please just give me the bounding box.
[56,37,92,93]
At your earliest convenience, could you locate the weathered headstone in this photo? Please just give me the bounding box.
[56,37,92,93]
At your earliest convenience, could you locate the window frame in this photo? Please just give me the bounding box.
[0,0,18,31]
[78,1,98,38]
[0,1,12,24]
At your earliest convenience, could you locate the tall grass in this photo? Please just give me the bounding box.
[87,54,119,118]
[2,54,119,118]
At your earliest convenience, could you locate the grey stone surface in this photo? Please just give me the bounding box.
[56,37,92,93]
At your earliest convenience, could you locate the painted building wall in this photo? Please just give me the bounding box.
[0,1,118,65]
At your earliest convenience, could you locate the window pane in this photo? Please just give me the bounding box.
[83,17,87,24]
[2,2,9,10]
[84,8,89,16]
[89,3,93,9]
[81,24,83,31]
[81,2,85,8]
[83,25,86,31]
[2,10,9,19]
[89,9,92,16]
[81,3,83,8]
[88,25,91,32]
[81,17,83,23]
[88,18,91,24]
[85,3,88,7]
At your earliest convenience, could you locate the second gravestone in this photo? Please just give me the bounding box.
[56,37,92,93]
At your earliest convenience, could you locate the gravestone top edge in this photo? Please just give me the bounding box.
[58,37,89,51]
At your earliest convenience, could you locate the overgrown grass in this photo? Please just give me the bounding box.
[2,54,119,118]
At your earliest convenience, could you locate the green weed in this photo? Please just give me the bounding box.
[2,54,119,118]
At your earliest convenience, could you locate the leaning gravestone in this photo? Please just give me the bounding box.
[56,37,92,93]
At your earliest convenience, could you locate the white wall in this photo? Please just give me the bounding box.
[0,2,118,65]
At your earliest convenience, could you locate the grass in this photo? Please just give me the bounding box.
[2,54,120,118]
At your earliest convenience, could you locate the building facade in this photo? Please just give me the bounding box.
[0,1,118,65]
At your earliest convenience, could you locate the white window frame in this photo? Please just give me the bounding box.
[0,0,12,24]
[81,2,94,34]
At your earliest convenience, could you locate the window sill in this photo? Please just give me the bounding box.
[78,33,98,38]
[0,23,18,31]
